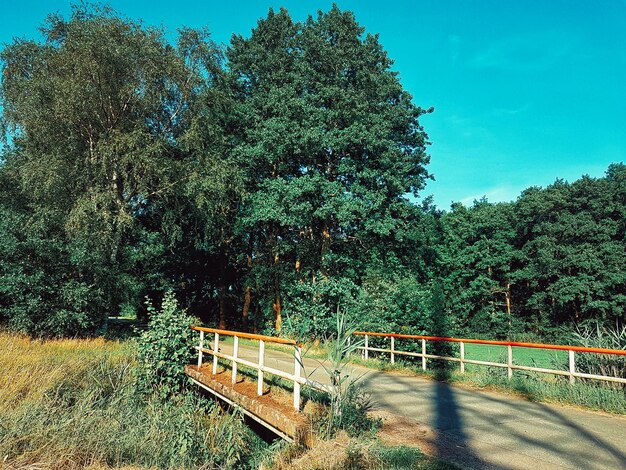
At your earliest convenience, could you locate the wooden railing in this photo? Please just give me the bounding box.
[191,326,306,410]
[353,331,626,385]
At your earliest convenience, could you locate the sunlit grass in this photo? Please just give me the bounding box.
[463,343,566,369]
[0,332,132,412]
[0,331,264,469]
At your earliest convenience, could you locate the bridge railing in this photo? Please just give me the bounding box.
[191,326,306,410]
[353,331,626,385]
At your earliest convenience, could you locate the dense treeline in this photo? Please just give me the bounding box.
[441,165,626,339]
[0,5,624,340]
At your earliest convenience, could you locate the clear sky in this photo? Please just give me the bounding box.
[1,1,625,209]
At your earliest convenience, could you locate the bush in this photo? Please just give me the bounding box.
[314,314,381,438]
[282,275,359,339]
[136,291,196,398]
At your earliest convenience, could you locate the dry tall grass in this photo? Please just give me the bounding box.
[0,331,263,469]
[0,332,130,412]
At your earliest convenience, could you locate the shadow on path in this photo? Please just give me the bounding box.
[429,285,501,468]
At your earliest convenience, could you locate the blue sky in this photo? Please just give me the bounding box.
[1,1,625,209]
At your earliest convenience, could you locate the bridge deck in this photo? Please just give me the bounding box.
[185,364,312,443]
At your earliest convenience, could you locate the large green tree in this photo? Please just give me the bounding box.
[513,168,626,332]
[0,5,225,334]
[225,6,433,332]
[440,200,518,337]
[440,165,626,339]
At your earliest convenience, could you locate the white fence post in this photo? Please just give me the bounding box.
[293,345,302,410]
[507,345,513,379]
[421,339,427,371]
[391,336,395,365]
[258,340,265,396]
[212,333,220,375]
[197,330,205,367]
[232,335,239,384]
[569,350,576,384]
[364,334,369,360]
[460,341,465,373]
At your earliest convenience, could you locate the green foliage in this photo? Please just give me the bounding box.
[283,275,359,339]
[1,2,625,343]
[358,273,435,335]
[136,291,195,398]
[315,314,380,438]
[440,165,626,339]
[0,203,106,337]
[0,3,224,335]
[439,200,517,338]
[226,5,433,332]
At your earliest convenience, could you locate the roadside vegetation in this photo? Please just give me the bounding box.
[268,434,456,470]
[220,324,625,415]
[0,297,271,469]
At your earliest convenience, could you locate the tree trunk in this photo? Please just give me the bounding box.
[242,286,251,319]
[321,222,331,278]
[505,282,512,326]
[273,253,282,332]
[218,285,227,329]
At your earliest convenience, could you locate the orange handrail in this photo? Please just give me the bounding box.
[352,331,626,356]
[191,326,297,346]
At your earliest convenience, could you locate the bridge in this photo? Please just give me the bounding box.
[186,326,626,469]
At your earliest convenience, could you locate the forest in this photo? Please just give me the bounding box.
[1,4,625,342]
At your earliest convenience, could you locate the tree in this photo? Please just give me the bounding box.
[440,166,626,339]
[0,4,225,333]
[514,171,626,332]
[440,199,518,337]
[225,5,433,332]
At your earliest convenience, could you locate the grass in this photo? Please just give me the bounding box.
[268,432,459,470]
[464,342,566,369]
[0,331,269,469]
[0,330,452,469]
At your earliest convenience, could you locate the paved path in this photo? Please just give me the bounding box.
[214,342,626,470]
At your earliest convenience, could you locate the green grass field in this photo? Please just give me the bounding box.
[463,343,567,369]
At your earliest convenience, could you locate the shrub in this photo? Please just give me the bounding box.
[314,314,381,438]
[136,291,195,398]
[282,275,359,339]
[0,207,110,338]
